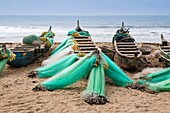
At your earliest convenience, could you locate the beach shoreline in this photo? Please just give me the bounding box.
[0,42,169,113]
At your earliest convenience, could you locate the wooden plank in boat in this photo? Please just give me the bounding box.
[119,51,140,54]
[125,54,138,57]
[80,47,96,49]
[74,51,91,53]
[160,46,170,49]
[117,45,137,48]
[75,39,92,41]
[80,48,97,51]
[10,48,35,52]
[77,44,96,47]
[74,36,89,39]
[17,44,40,49]
[116,42,135,45]
[166,52,170,54]
[116,40,134,42]
[162,49,170,52]
[78,42,94,44]
[118,48,138,51]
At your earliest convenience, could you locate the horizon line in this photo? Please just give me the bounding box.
[0,14,170,16]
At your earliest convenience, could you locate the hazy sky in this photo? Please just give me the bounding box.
[0,0,170,15]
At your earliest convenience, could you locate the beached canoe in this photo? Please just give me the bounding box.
[73,36,98,54]
[159,34,170,67]
[113,22,142,69]
[7,26,55,67]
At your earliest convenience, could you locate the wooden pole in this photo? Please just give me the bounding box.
[2,44,7,54]
[77,20,80,27]
[48,26,52,32]
[161,34,168,46]
[121,22,124,29]
[75,20,82,32]
[161,34,164,40]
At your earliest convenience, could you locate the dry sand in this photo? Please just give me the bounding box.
[0,42,169,113]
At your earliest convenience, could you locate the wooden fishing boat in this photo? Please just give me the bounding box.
[72,21,98,54]
[73,36,98,54]
[7,26,54,67]
[113,22,142,69]
[159,34,170,67]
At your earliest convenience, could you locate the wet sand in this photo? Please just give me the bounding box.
[0,42,169,113]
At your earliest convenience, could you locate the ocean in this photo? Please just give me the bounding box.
[0,15,170,43]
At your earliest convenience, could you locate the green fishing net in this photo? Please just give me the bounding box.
[51,36,74,55]
[147,79,170,93]
[101,52,133,87]
[41,52,97,90]
[83,62,105,96]
[36,54,78,78]
[68,30,90,37]
[51,39,74,56]
[67,30,78,36]
[22,35,40,44]
[138,67,170,84]
[0,48,14,74]
[48,37,53,47]
[136,67,170,93]
[0,58,8,75]
[78,31,91,36]
[81,62,107,104]
[43,31,54,37]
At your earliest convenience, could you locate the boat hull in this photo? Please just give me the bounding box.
[116,52,138,69]
[114,40,142,69]
[159,35,170,67]
[159,54,170,67]
[7,46,49,67]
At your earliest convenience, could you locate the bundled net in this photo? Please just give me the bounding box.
[135,67,170,93]
[101,52,133,87]
[68,30,90,37]
[51,38,75,56]
[51,36,73,55]
[67,30,79,36]
[0,47,15,75]
[81,62,107,105]
[34,54,78,78]
[34,52,97,91]
[23,28,54,47]
[147,79,170,93]
[138,67,170,84]
[32,27,138,104]
[78,31,91,36]
[42,44,77,66]
[0,58,8,75]
[22,35,41,44]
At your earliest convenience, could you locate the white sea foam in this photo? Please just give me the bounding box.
[0,15,170,43]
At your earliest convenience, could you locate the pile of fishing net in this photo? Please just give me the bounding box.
[0,45,15,75]
[23,26,55,48]
[31,50,133,105]
[68,30,90,37]
[28,30,134,105]
[112,28,134,42]
[126,67,170,94]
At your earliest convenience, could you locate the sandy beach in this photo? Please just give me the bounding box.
[0,42,169,113]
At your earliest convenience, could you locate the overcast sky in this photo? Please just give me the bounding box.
[0,0,170,15]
